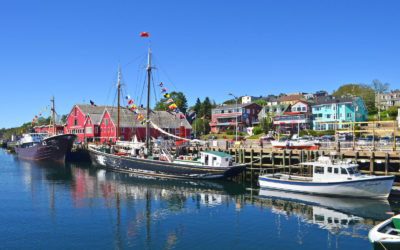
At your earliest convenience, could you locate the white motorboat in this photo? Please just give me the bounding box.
[270,139,318,150]
[258,156,394,199]
[369,214,400,249]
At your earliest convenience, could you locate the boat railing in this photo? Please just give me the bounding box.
[260,165,312,178]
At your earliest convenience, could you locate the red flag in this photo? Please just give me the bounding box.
[139,32,149,37]
[128,100,134,105]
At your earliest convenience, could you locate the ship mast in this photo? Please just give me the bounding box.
[51,96,55,135]
[145,41,152,150]
[117,63,121,141]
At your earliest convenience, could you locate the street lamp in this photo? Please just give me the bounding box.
[228,93,238,141]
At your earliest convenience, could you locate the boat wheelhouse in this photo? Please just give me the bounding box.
[258,156,394,199]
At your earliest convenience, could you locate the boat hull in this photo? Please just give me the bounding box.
[369,216,400,249]
[270,140,318,150]
[88,147,245,179]
[258,174,394,199]
[15,134,76,162]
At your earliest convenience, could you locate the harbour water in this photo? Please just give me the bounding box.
[1,148,399,249]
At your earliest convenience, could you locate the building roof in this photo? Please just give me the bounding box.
[104,107,192,129]
[201,151,232,158]
[214,103,261,110]
[75,104,112,116]
[87,113,103,125]
[277,94,303,102]
[312,96,358,106]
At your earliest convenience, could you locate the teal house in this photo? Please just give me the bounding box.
[312,97,367,130]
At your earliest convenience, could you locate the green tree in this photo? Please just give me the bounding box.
[371,79,390,121]
[332,83,376,113]
[254,99,266,106]
[193,98,202,114]
[192,118,210,135]
[200,97,212,119]
[154,91,188,114]
[260,117,272,133]
[253,126,262,135]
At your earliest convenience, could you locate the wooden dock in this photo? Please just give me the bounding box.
[184,146,400,182]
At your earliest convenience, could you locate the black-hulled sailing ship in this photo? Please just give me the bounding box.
[88,38,245,179]
[15,97,76,162]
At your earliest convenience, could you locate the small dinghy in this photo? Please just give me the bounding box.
[369,214,400,249]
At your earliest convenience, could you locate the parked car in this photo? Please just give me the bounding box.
[259,135,274,145]
[227,137,246,142]
[365,135,379,141]
[337,134,353,142]
[320,135,334,142]
[380,136,393,144]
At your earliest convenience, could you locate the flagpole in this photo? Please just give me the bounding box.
[145,39,151,151]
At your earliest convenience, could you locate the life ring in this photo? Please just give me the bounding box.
[42,141,47,146]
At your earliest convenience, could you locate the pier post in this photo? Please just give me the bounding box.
[271,151,275,166]
[235,149,238,163]
[282,150,286,168]
[369,152,375,175]
[250,149,254,179]
[300,150,303,163]
[385,152,389,175]
[259,149,263,171]
[289,150,292,166]
[355,151,358,163]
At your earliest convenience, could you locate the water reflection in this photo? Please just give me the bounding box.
[258,188,392,243]
[10,154,399,249]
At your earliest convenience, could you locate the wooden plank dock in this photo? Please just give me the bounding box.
[182,146,400,182]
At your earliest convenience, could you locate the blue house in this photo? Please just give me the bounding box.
[312,97,367,131]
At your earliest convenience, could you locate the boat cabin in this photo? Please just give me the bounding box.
[200,151,233,167]
[17,133,47,147]
[303,157,361,182]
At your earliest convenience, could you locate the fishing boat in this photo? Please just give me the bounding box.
[258,156,394,199]
[15,97,76,162]
[369,214,400,249]
[270,138,318,150]
[88,36,246,179]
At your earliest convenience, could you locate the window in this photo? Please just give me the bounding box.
[314,166,324,174]
[341,168,347,175]
[334,168,339,174]
[221,110,224,114]
[326,114,331,119]
[347,113,352,118]
[74,119,77,126]
[106,119,108,126]
[246,109,250,113]
[327,167,332,173]
[302,107,306,111]
[74,108,77,116]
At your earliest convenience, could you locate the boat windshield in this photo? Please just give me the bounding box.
[347,168,354,175]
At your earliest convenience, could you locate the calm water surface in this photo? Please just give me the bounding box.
[1,149,399,249]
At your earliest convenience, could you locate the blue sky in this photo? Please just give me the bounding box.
[1,0,399,128]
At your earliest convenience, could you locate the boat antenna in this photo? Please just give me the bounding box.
[117,62,121,142]
[146,40,152,150]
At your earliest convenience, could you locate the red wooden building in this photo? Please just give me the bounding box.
[98,107,192,143]
[64,104,192,143]
[210,103,262,134]
[273,101,312,134]
[34,125,64,134]
[64,104,111,142]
